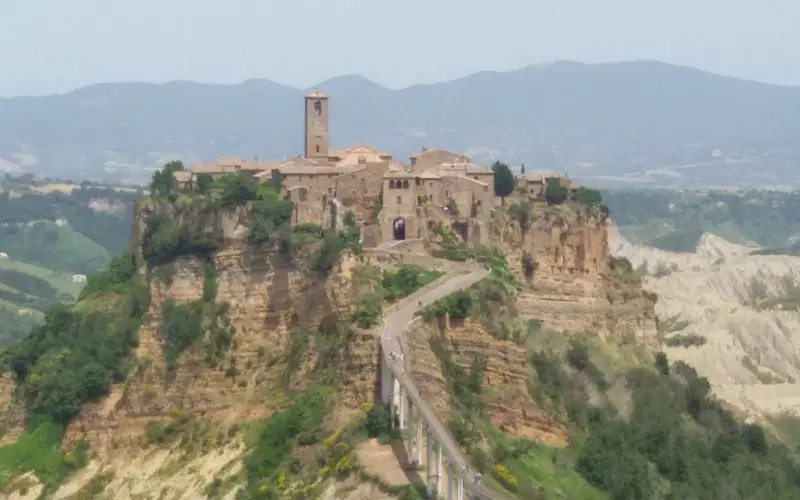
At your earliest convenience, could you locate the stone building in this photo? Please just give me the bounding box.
[515,171,573,199]
[177,91,498,245]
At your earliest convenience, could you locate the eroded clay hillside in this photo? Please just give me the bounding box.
[610,223,800,416]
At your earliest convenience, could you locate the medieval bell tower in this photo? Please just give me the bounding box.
[304,91,329,159]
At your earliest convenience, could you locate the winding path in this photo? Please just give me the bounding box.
[379,265,515,500]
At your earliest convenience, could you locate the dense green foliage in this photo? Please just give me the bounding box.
[604,188,800,251]
[149,160,185,198]
[78,251,138,299]
[545,177,569,205]
[141,211,220,267]
[7,252,148,426]
[568,357,800,499]
[491,161,516,200]
[249,188,293,246]
[244,387,329,498]
[441,328,800,499]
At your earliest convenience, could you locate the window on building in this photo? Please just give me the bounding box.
[389,180,396,189]
[299,190,307,202]
[402,180,409,189]
[314,100,322,115]
[396,196,402,204]
[415,177,421,186]
[316,145,320,153]
[483,186,488,192]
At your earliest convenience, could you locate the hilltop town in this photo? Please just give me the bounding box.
[172,91,575,246]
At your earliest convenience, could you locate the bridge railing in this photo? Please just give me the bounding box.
[379,267,516,500]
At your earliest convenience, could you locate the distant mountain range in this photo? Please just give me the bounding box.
[2,60,800,189]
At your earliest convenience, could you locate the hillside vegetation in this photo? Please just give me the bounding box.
[0,164,438,498]
[605,188,800,252]
[0,176,141,346]
[418,230,800,499]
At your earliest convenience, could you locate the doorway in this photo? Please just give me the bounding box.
[392,217,406,241]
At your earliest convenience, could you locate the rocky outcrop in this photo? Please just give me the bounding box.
[491,205,657,345]
[62,202,379,454]
[0,373,25,446]
[403,205,656,446]
[406,317,568,446]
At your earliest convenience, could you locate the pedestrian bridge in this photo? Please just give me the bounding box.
[377,267,515,500]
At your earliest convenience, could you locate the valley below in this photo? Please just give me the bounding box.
[610,224,800,417]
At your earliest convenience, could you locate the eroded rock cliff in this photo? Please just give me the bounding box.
[404,204,657,446]
[62,201,378,454]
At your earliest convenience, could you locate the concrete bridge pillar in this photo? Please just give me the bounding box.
[404,395,413,462]
[416,413,424,466]
[447,462,455,500]
[436,444,443,496]
[398,386,406,430]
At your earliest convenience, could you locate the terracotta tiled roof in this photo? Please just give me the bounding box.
[409,147,469,161]
[383,170,416,179]
[430,162,492,175]
[218,156,246,167]
[517,171,569,182]
[191,163,236,174]
[441,175,488,188]
[327,148,349,159]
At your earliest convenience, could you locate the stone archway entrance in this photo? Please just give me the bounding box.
[392,217,406,241]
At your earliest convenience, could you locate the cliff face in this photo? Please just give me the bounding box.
[489,205,657,345]
[404,204,657,445]
[62,201,378,453]
[0,373,25,446]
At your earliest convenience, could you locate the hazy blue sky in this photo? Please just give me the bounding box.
[2,0,799,97]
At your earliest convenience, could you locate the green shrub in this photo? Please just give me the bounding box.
[381,265,441,301]
[216,171,259,208]
[248,192,293,245]
[420,290,473,321]
[352,299,381,328]
[244,388,329,495]
[663,333,707,348]
[545,178,569,205]
[160,299,204,367]
[362,404,392,438]
[142,212,219,266]
[202,263,217,303]
[9,273,148,426]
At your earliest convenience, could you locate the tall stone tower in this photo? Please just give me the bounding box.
[304,91,329,159]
